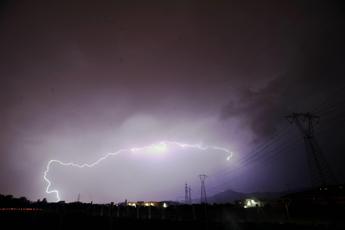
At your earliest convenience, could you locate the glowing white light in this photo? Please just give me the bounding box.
[43,141,232,202]
[128,202,136,207]
[130,148,140,152]
[247,200,251,207]
[243,198,261,208]
[163,202,168,208]
[152,142,167,153]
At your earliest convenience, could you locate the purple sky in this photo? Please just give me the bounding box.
[0,0,344,202]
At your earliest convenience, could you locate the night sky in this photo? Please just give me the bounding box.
[1,0,345,203]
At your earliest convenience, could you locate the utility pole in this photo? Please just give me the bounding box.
[287,112,337,187]
[199,174,208,204]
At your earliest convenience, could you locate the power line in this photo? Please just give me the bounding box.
[208,90,345,193]
[213,98,344,180]
[209,125,293,179]
[207,134,302,193]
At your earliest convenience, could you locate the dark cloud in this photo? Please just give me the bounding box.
[221,0,345,141]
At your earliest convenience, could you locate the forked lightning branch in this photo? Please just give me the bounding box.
[43,141,233,202]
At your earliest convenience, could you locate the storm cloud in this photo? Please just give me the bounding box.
[0,0,344,202]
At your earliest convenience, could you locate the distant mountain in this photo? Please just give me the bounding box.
[207,189,290,204]
[208,190,245,203]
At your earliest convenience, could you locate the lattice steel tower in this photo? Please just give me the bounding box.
[188,186,192,204]
[185,183,189,203]
[287,112,337,187]
[199,174,208,204]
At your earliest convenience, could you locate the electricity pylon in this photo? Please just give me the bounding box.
[287,112,337,187]
[185,183,192,204]
[199,174,208,204]
[188,186,192,204]
[185,183,189,204]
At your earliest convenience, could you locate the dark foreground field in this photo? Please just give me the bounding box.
[2,186,345,230]
[1,204,344,230]
[0,214,343,230]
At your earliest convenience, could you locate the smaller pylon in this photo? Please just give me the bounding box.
[185,183,189,203]
[188,186,192,204]
[199,174,207,204]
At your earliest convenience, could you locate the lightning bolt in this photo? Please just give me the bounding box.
[43,141,232,202]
